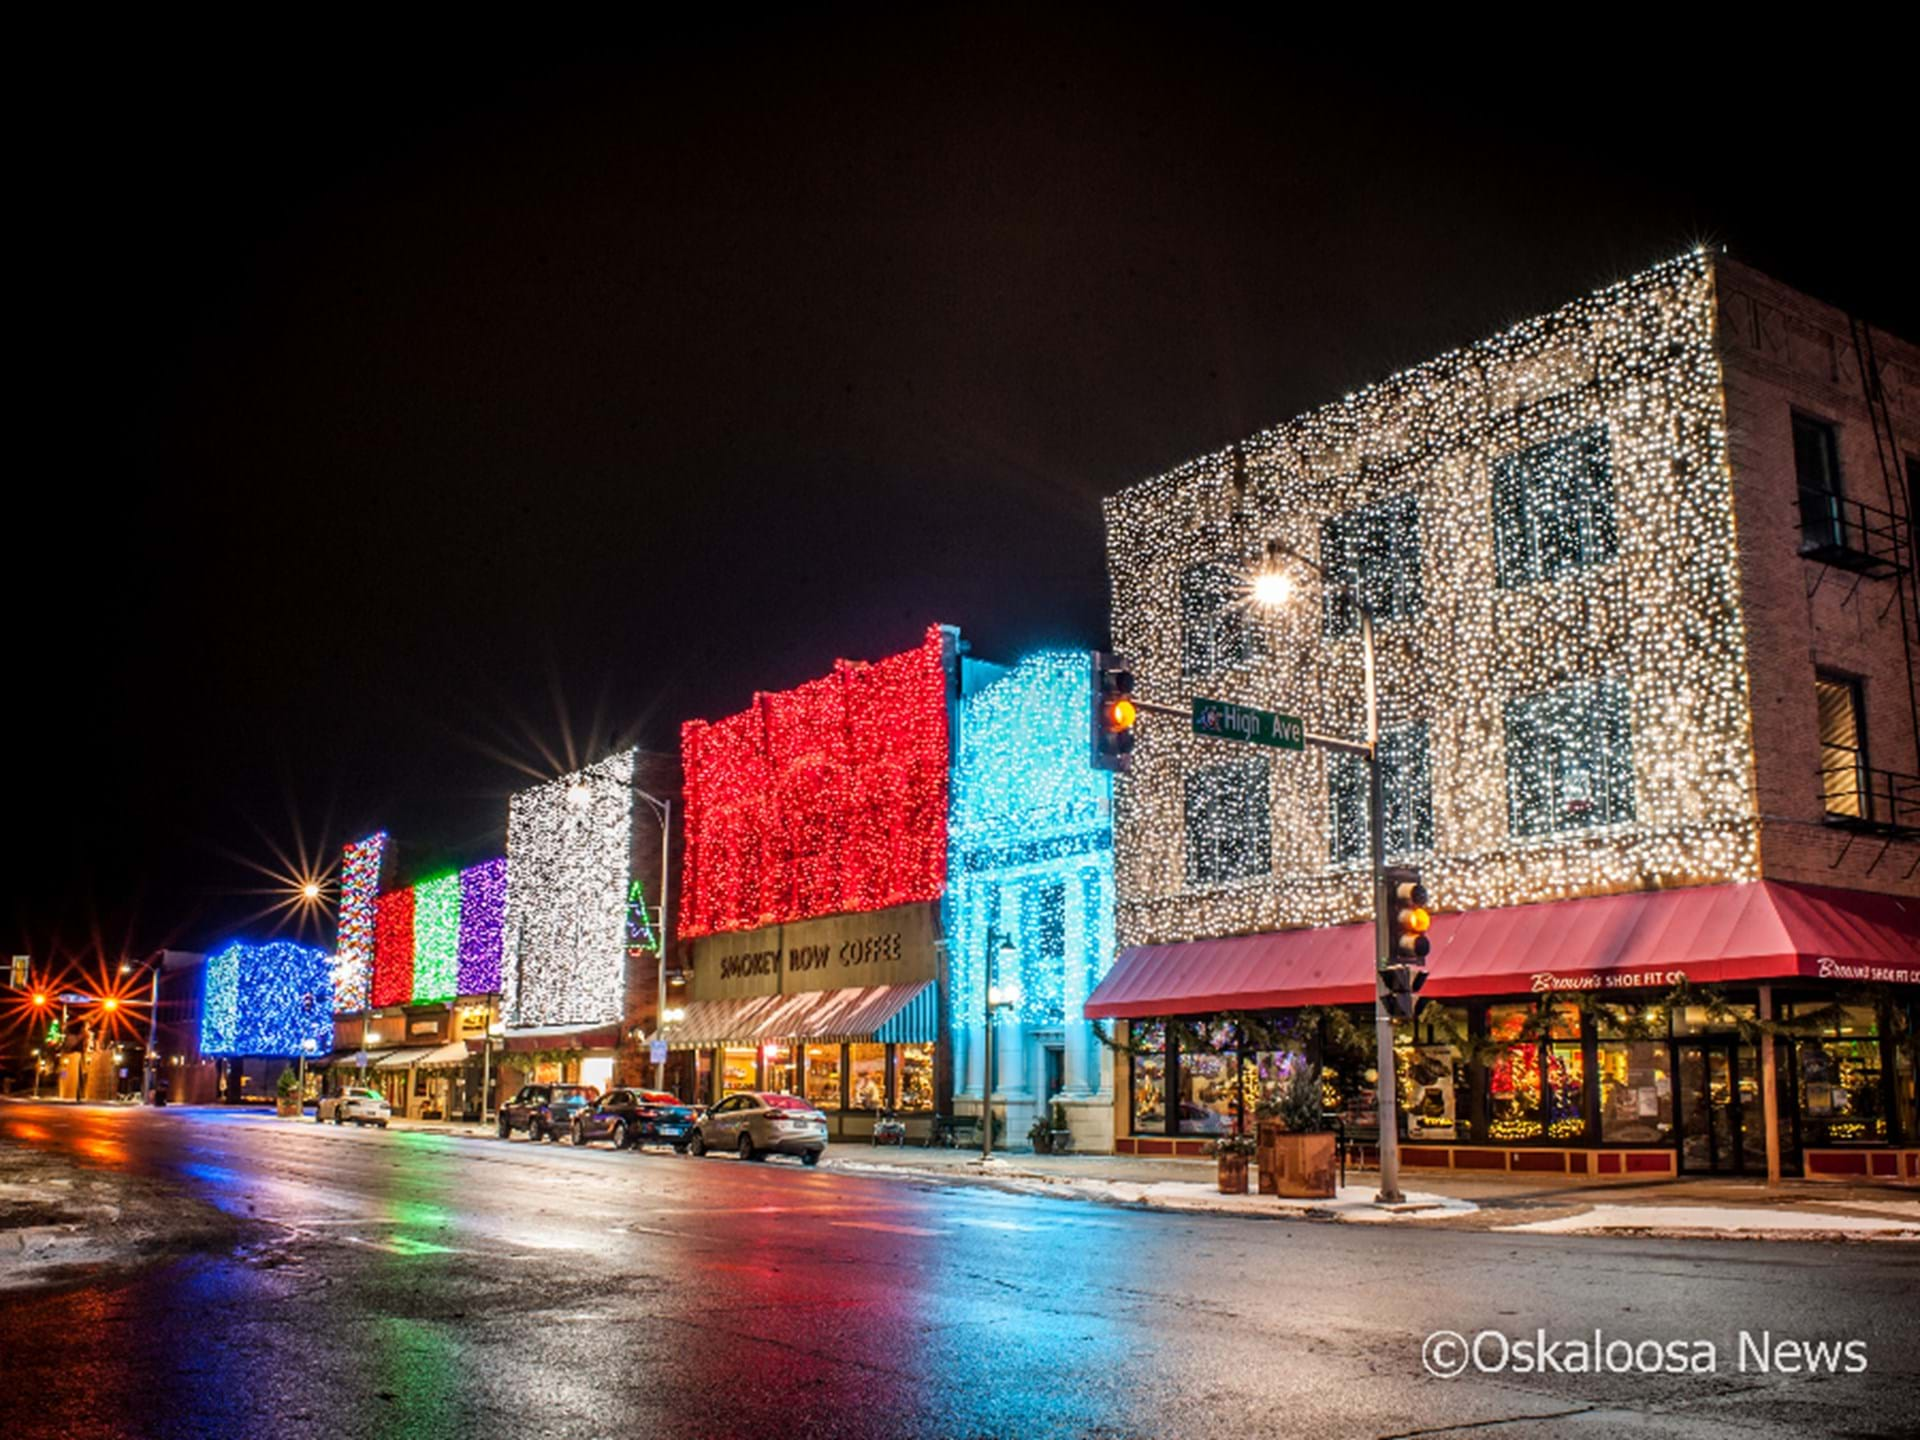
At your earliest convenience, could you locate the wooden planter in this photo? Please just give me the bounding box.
[275,1096,302,1119]
[1216,1151,1250,1194]
[1258,1121,1337,1199]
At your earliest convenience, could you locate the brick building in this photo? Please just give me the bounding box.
[1088,250,1917,1182]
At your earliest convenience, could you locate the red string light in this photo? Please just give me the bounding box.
[680,626,950,937]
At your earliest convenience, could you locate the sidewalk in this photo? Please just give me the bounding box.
[816,1142,1920,1239]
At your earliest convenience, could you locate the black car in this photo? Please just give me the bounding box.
[498,1083,597,1142]
[570,1088,700,1151]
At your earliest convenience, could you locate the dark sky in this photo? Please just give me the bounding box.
[13,15,1914,969]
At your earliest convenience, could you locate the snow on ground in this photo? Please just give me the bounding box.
[1497,1204,1920,1238]
[830,1156,1478,1221]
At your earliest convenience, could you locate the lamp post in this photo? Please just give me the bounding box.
[1254,540,1406,1205]
[981,929,1020,1161]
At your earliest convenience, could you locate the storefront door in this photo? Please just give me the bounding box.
[1676,1040,1766,1175]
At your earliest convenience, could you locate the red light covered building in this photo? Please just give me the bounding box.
[670,625,964,1138]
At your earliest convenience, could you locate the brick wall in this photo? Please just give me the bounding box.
[1715,258,1920,896]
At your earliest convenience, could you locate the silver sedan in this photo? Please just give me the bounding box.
[687,1092,828,1165]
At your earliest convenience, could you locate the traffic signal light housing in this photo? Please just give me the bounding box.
[1378,866,1431,1021]
[1090,651,1138,773]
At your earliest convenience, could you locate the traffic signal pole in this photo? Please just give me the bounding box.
[1360,602,1404,1206]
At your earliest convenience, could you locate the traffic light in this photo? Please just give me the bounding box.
[1090,651,1138,773]
[1378,866,1431,1021]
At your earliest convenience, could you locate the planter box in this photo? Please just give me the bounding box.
[1258,1121,1336,1199]
[275,1097,302,1119]
[1216,1152,1250,1194]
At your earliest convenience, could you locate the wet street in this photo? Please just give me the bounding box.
[2,1102,1916,1440]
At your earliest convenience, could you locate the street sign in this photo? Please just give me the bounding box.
[649,1039,668,1065]
[352,1050,371,1068]
[58,991,95,1005]
[1191,697,1304,750]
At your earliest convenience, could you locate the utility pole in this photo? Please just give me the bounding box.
[1359,600,1404,1205]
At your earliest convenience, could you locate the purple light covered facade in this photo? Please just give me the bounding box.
[457,857,508,997]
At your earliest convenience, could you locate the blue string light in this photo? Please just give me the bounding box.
[947,651,1115,1026]
[199,940,336,1057]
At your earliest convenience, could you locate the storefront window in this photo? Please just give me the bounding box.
[1177,1039,1236,1136]
[849,1044,888,1110]
[1252,1049,1297,1117]
[897,1044,935,1111]
[1598,1041,1672,1143]
[1131,1023,1166,1133]
[1402,1006,1466,1142]
[696,1049,713,1106]
[721,1046,757,1096]
[1544,1004,1586,1140]
[1799,1013,1885,1147]
[1487,1005,1542,1141]
[803,1044,843,1110]
[761,1042,796,1096]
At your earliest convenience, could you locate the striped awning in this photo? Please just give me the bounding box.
[374,1047,435,1069]
[667,982,937,1048]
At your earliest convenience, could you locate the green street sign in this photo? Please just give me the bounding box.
[1191,696,1304,751]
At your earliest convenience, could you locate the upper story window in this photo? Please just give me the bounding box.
[1185,757,1271,886]
[1794,413,1847,552]
[1181,561,1264,676]
[1505,679,1635,838]
[1319,492,1422,636]
[1328,723,1433,864]
[1815,671,1866,821]
[1491,425,1618,588]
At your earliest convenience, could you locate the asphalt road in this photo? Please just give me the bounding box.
[2,1103,1915,1440]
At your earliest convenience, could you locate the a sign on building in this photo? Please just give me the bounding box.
[688,902,940,1002]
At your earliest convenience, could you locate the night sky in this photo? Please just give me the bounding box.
[14,17,1913,971]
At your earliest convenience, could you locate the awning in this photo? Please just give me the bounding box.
[1085,881,1919,1020]
[415,1041,475,1068]
[667,981,938,1048]
[374,1047,435,1069]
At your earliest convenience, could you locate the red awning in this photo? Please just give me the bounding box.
[502,1024,622,1053]
[1084,881,1920,1020]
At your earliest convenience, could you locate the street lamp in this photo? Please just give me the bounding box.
[1253,539,1407,1205]
[981,930,1020,1161]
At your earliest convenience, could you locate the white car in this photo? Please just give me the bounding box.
[317,1086,392,1128]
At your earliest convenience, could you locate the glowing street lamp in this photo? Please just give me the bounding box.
[982,931,1020,1161]
[1251,538,1409,1205]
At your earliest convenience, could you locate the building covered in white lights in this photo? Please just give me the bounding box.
[1088,251,1919,1183]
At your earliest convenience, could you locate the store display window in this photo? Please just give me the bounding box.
[761,1042,796,1097]
[1487,1004,1543,1141]
[803,1044,843,1110]
[1597,1040,1671,1143]
[722,1046,758,1096]
[1131,1023,1165,1132]
[897,1044,935,1111]
[849,1044,888,1110]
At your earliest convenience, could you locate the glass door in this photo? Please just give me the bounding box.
[1676,1040,1763,1174]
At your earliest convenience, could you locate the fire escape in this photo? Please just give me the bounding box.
[1802,319,1920,876]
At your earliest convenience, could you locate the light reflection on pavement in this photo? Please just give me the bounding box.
[2,1101,1917,1440]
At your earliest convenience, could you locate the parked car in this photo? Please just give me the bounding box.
[570,1088,701,1151]
[498,1083,597,1142]
[317,1086,391,1128]
[687,1092,828,1165]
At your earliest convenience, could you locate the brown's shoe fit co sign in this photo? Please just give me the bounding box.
[687,902,941,1002]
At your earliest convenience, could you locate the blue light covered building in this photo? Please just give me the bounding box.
[946,650,1118,1152]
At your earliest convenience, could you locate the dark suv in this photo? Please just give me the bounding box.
[498,1083,597,1142]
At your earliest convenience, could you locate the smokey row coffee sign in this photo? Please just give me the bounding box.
[690,902,939,1000]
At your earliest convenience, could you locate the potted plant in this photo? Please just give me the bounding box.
[1258,1065,1337,1199]
[1027,1113,1055,1154]
[1047,1101,1073,1155]
[274,1066,302,1119]
[1207,1132,1256,1193]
